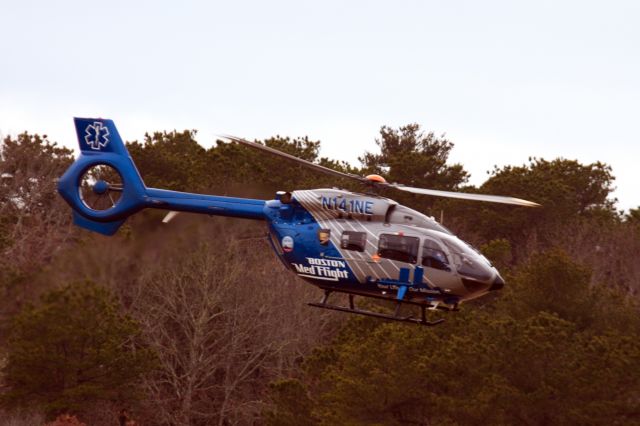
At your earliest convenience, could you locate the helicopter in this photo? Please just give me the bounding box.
[58,118,539,326]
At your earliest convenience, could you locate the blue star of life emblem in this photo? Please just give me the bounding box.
[84,122,110,150]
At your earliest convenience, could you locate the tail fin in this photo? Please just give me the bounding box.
[58,118,147,235]
[74,118,129,155]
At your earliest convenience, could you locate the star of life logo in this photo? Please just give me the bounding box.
[84,122,110,150]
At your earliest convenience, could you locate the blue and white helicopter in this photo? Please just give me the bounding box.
[58,118,539,326]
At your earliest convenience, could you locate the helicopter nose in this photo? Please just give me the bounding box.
[489,274,505,291]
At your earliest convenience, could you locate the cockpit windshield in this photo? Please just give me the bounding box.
[385,204,453,235]
[441,236,477,258]
[440,235,493,281]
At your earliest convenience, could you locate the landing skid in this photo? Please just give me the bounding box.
[308,289,446,326]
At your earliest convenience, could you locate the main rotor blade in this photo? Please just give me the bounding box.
[220,135,540,207]
[220,135,366,184]
[389,184,541,207]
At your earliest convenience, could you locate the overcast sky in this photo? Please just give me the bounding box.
[1,0,638,210]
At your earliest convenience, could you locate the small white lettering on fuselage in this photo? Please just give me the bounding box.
[376,283,431,293]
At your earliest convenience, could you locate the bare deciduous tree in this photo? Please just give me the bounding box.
[129,226,338,425]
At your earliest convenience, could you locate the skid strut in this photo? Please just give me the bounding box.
[308,290,445,327]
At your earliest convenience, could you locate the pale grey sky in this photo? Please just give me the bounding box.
[1,0,638,210]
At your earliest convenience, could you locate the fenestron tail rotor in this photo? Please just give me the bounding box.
[78,164,124,212]
[221,135,541,207]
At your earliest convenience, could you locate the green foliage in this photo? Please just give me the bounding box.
[0,132,73,181]
[126,130,208,191]
[479,238,513,270]
[220,135,355,192]
[484,157,616,214]
[1,281,154,416]
[503,249,598,327]
[625,207,640,225]
[265,379,317,426]
[360,124,468,190]
[359,124,469,215]
[126,131,358,201]
[0,133,73,230]
[0,133,76,321]
[269,251,640,425]
[121,123,467,204]
[0,132,73,250]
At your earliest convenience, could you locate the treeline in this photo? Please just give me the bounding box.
[0,125,638,425]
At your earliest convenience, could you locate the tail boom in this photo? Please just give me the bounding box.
[144,188,266,220]
[58,117,266,235]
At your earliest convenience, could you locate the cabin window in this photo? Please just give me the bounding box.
[378,233,419,264]
[341,231,367,252]
[422,238,450,271]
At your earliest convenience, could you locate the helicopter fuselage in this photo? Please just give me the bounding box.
[265,188,505,309]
